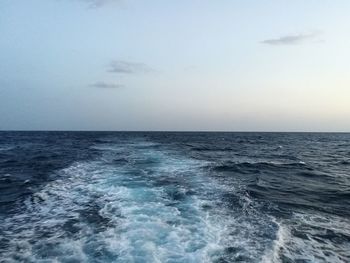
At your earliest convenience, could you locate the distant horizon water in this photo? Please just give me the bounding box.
[1,130,350,133]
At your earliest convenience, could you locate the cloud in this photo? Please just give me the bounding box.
[90,81,123,89]
[261,32,322,45]
[77,0,121,8]
[90,60,153,90]
[108,60,153,74]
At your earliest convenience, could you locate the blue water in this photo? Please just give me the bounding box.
[0,132,349,262]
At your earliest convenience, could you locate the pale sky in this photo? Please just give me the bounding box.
[0,0,349,131]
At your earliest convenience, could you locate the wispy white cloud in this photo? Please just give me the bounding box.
[261,32,322,45]
[108,60,154,74]
[90,81,123,88]
[77,0,121,8]
[90,59,153,89]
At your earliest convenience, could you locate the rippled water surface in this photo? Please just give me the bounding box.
[0,132,349,262]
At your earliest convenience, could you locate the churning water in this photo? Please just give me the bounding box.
[0,132,349,262]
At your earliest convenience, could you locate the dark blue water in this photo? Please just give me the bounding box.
[0,132,349,262]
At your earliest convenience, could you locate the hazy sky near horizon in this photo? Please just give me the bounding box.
[1,0,349,131]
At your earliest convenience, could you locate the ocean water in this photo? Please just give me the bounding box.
[0,132,349,263]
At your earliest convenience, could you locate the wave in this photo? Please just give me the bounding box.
[211,161,310,172]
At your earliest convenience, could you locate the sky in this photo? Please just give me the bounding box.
[0,0,349,131]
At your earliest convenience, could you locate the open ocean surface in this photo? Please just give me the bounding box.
[0,132,349,263]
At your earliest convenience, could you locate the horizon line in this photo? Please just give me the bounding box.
[0,130,349,133]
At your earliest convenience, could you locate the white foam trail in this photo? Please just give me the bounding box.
[261,219,290,263]
[262,213,350,263]
[0,140,279,262]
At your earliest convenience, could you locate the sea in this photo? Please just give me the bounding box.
[0,132,349,263]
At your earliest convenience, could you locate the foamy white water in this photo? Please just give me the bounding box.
[1,140,277,262]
